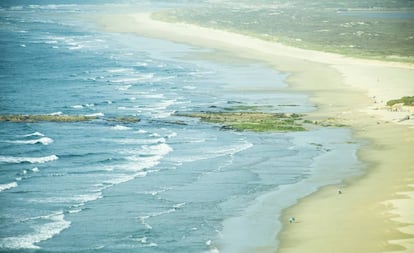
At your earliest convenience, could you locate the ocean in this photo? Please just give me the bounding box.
[0,1,363,252]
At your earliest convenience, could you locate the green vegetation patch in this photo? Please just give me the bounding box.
[223,105,260,111]
[174,111,306,132]
[106,116,141,123]
[304,118,348,128]
[386,96,414,106]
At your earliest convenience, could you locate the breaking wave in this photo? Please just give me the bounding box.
[0,155,59,164]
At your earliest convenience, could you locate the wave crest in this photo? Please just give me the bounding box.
[0,155,58,164]
[4,137,54,145]
[0,182,18,192]
[0,212,70,249]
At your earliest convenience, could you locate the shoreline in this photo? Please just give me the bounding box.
[95,13,414,252]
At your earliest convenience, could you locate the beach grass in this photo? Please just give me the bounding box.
[386,96,414,106]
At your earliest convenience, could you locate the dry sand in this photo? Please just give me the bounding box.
[96,13,414,253]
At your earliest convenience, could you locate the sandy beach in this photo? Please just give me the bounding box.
[96,13,414,253]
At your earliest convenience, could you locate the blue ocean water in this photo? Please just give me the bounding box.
[0,2,363,253]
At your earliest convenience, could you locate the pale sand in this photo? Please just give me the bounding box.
[96,13,414,252]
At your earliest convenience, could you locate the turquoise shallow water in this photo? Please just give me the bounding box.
[0,2,363,252]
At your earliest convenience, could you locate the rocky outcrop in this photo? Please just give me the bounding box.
[174,112,306,132]
[0,114,140,123]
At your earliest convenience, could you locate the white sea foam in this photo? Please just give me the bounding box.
[71,104,83,109]
[156,100,176,110]
[134,236,158,248]
[154,111,174,119]
[68,44,84,50]
[32,167,39,173]
[67,208,82,214]
[34,192,103,204]
[174,141,252,163]
[124,157,160,172]
[204,239,220,253]
[136,236,148,244]
[4,137,54,145]
[23,132,44,137]
[144,187,171,196]
[73,193,103,203]
[86,112,104,117]
[122,143,173,173]
[166,132,177,139]
[45,40,58,44]
[154,76,175,82]
[117,85,131,91]
[137,202,185,231]
[187,138,207,144]
[141,94,165,99]
[139,215,153,230]
[0,155,58,164]
[155,206,181,216]
[141,143,173,157]
[135,171,149,178]
[0,211,70,249]
[104,174,136,185]
[205,248,220,253]
[113,137,165,145]
[49,112,63,116]
[28,4,77,10]
[146,99,176,118]
[136,62,148,67]
[173,202,186,209]
[110,73,155,83]
[111,125,131,131]
[107,68,133,73]
[0,182,18,192]
[208,141,253,156]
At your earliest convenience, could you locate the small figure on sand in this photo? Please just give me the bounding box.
[289,217,296,223]
[337,189,342,194]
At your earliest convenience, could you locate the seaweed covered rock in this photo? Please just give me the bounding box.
[0,114,141,123]
[0,114,98,123]
[174,111,306,132]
